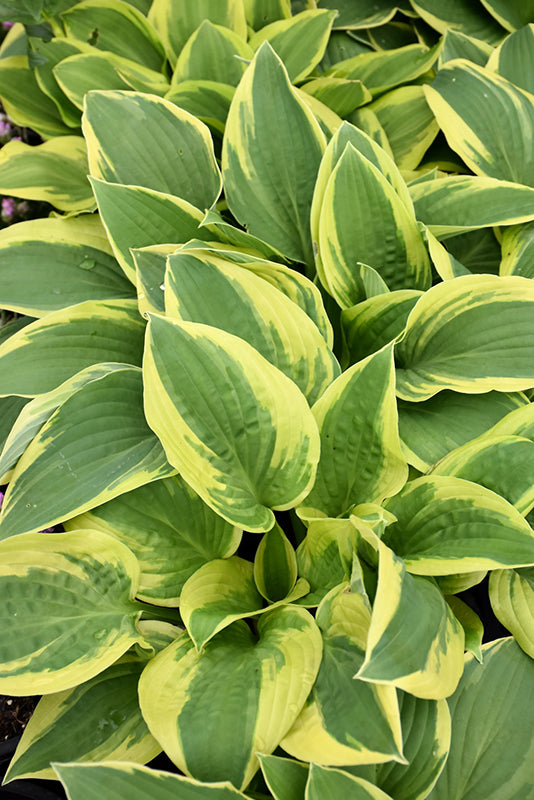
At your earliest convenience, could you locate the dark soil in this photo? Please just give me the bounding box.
[0,697,38,743]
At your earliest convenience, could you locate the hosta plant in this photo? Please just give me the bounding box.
[0,1,534,799]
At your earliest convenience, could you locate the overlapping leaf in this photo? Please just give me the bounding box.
[143,315,320,532]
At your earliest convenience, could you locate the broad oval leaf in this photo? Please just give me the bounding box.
[375,692,451,800]
[0,363,125,483]
[282,584,404,766]
[398,390,527,472]
[138,607,322,790]
[341,290,422,366]
[258,753,308,800]
[382,475,534,575]
[318,143,431,308]
[424,59,534,187]
[409,0,506,43]
[0,529,142,694]
[395,275,534,401]
[0,299,145,397]
[173,20,253,87]
[306,764,394,800]
[489,568,534,658]
[222,42,326,267]
[0,215,134,317]
[143,315,320,533]
[89,177,217,283]
[430,434,534,516]
[61,0,166,71]
[0,136,93,213]
[4,657,160,782]
[410,175,534,237]
[427,639,534,800]
[300,344,407,519]
[164,250,339,404]
[0,368,173,539]
[83,90,221,211]
[147,0,247,67]
[65,475,241,606]
[54,761,251,799]
[248,9,337,83]
[357,542,465,699]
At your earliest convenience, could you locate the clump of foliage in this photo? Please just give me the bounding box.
[0,1,533,798]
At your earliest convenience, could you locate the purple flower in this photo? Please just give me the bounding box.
[2,22,14,30]
[0,119,11,138]
[0,491,3,509]
[1,196,16,222]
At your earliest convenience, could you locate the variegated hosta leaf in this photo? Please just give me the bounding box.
[0,215,134,317]
[0,368,173,539]
[4,657,160,782]
[254,524,298,603]
[486,24,534,95]
[177,242,333,345]
[306,764,394,800]
[409,0,506,43]
[65,475,241,606]
[296,518,356,606]
[310,120,414,294]
[0,396,28,473]
[300,344,408,520]
[410,175,534,238]
[28,36,91,127]
[341,290,422,366]
[258,753,308,800]
[476,400,534,441]
[445,595,484,662]
[138,607,323,790]
[55,51,170,111]
[180,555,308,651]
[0,137,94,213]
[180,557,263,651]
[148,0,247,66]
[397,390,527,472]
[382,475,534,575]
[375,692,451,800]
[301,77,372,118]
[395,275,534,401]
[438,28,494,68]
[164,250,339,404]
[430,434,534,516]
[480,0,534,33]
[357,542,465,699]
[90,177,217,283]
[0,55,73,139]
[424,59,534,187]
[367,85,439,171]
[318,0,397,29]
[244,0,291,30]
[318,143,431,308]
[61,0,166,71]
[0,299,145,398]
[0,530,143,695]
[328,42,440,96]
[294,87,342,140]
[222,42,326,267]
[0,363,125,483]
[143,315,320,533]
[196,209,290,262]
[132,244,176,316]
[83,90,221,210]
[54,762,251,799]
[282,585,404,766]
[427,639,534,800]
[500,221,534,279]
[489,568,534,658]
[164,79,235,137]
[173,20,253,87]
[248,9,337,83]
